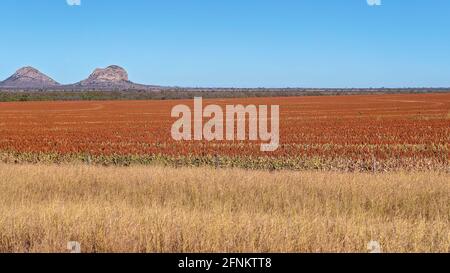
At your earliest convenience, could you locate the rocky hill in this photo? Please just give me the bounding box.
[0,65,159,91]
[67,65,154,90]
[0,67,60,89]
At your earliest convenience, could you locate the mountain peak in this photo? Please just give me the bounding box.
[69,65,152,90]
[86,65,129,84]
[16,66,40,74]
[0,66,60,88]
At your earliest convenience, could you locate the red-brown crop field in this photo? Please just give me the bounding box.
[0,93,449,171]
[1,94,450,253]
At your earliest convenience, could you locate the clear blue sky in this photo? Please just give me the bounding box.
[1,0,450,88]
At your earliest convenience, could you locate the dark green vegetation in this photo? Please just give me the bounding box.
[1,88,449,102]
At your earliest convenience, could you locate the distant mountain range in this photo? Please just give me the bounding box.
[2,66,450,93]
[0,65,159,91]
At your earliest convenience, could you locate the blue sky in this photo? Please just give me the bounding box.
[1,0,450,88]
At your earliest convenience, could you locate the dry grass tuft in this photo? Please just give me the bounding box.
[0,164,448,253]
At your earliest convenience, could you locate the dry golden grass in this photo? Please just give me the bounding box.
[0,163,448,253]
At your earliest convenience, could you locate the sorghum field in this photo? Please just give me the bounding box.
[0,93,449,253]
[0,93,449,171]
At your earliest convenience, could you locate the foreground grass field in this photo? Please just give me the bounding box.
[0,164,448,253]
